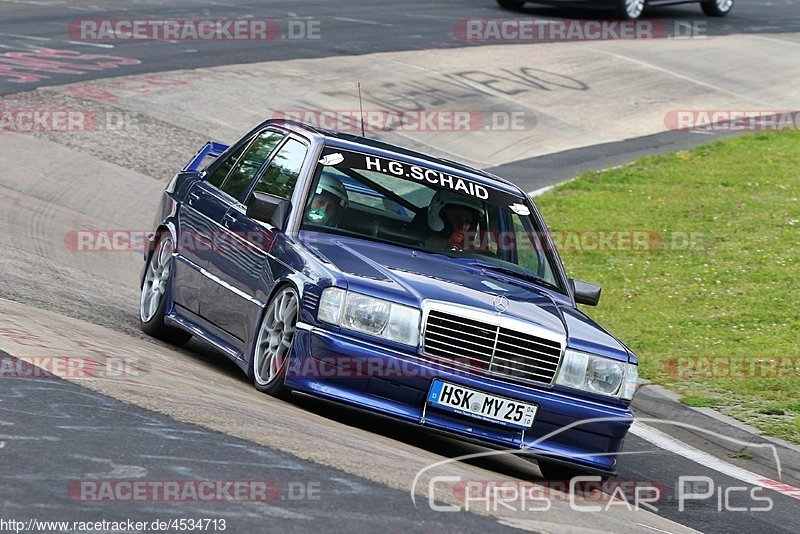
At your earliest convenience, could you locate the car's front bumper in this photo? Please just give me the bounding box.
[285,324,634,475]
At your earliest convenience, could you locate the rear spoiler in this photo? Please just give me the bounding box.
[183,141,230,172]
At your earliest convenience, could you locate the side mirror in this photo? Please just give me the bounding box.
[570,278,601,306]
[246,192,291,231]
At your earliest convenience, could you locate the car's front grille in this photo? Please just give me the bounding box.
[422,309,562,384]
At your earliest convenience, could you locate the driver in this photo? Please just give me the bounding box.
[425,190,485,250]
[305,173,349,227]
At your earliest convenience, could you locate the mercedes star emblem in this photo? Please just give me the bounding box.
[493,294,510,313]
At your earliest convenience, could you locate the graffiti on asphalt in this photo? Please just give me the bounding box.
[0,48,141,84]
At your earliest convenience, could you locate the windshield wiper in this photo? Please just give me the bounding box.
[461,260,563,293]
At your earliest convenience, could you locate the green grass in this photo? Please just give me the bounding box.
[535,130,800,444]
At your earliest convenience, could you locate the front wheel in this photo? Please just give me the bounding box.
[701,0,734,16]
[139,234,192,345]
[617,0,645,19]
[251,286,299,397]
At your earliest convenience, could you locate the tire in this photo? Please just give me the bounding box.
[251,285,299,398]
[496,0,526,9]
[139,233,192,345]
[701,0,734,17]
[617,0,645,19]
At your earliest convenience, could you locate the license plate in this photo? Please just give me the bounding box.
[427,379,536,429]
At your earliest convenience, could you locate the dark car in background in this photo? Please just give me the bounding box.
[497,0,734,19]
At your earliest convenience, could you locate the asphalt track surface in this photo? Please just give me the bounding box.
[1,0,800,95]
[1,0,800,532]
[0,351,520,533]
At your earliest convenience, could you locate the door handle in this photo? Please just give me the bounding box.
[222,212,237,227]
[188,192,200,204]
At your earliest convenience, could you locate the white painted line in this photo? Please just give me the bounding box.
[529,182,562,198]
[528,162,634,197]
[333,17,395,28]
[402,13,458,21]
[747,34,800,48]
[0,32,51,41]
[630,421,800,501]
[0,434,60,441]
[0,0,66,5]
[754,35,800,46]
[633,523,681,534]
[581,46,777,108]
[66,40,115,49]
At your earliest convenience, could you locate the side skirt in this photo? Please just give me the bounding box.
[166,305,248,371]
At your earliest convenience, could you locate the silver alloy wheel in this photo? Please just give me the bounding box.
[716,0,733,11]
[253,287,298,386]
[140,235,173,323]
[625,0,645,18]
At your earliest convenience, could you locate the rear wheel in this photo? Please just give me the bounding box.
[617,0,645,19]
[251,286,299,397]
[139,234,192,345]
[701,0,734,16]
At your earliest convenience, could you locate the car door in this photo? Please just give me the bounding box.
[173,140,249,315]
[200,132,309,342]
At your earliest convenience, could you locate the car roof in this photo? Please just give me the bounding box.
[263,118,525,197]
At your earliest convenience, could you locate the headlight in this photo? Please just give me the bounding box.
[555,349,637,399]
[318,287,420,346]
[621,363,638,400]
[342,293,390,334]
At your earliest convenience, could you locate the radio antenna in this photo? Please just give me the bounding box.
[357,82,366,137]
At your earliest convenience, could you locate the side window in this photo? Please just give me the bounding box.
[249,138,308,201]
[512,213,554,280]
[206,142,247,188]
[220,130,284,201]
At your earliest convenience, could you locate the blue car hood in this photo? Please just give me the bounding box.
[299,231,630,361]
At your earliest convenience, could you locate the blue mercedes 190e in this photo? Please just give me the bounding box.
[140,118,639,479]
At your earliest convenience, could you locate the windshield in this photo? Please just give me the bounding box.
[300,147,565,292]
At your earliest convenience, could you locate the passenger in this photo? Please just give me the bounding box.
[425,190,485,251]
[305,173,349,227]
